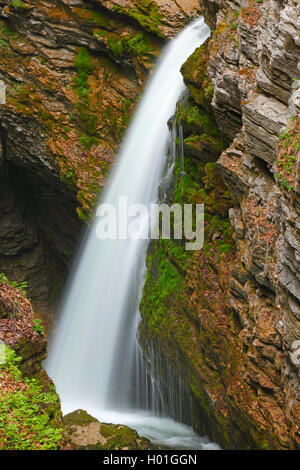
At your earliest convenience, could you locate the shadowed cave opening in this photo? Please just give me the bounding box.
[0,136,83,313]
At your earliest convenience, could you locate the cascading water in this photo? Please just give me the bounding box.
[46,17,219,449]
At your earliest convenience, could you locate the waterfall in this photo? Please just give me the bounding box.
[46,18,218,449]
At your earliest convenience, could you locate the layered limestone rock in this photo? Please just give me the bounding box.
[140,0,300,449]
[209,0,300,448]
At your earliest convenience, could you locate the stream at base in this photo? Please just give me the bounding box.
[62,401,220,450]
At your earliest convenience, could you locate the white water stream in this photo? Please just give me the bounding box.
[46,17,219,450]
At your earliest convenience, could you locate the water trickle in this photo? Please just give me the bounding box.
[46,18,219,449]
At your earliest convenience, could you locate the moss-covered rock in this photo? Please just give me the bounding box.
[64,409,155,450]
[178,44,229,164]
[180,41,213,110]
[110,0,201,38]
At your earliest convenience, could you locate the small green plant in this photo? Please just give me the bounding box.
[0,25,18,39]
[73,47,94,99]
[0,39,9,49]
[11,82,25,95]
[112,1,163,37]
[274,174,294,191]
[33,318,45,335]
[80,133,99,149]
[218,243,233,254]
[0,273,8,283]
[275,118,299,192]
[126,33,152,56]
[0,273,27,296]
[108,37,124,57]
[10,0,30,10]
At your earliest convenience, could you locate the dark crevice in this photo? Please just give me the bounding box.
[0,129,83,304]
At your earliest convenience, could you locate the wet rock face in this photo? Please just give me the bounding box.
[63,409,154,450]
[141,0,300,450]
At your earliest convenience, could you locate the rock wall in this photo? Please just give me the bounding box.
[209,0,300,448]
[0,0,199,299]
[140,0,300,449]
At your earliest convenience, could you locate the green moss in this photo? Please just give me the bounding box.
[98,30,156,60]
[141,240,185,331]
[0,347,63,450]
[0,38,9,50]
[126,32,153,56]
[108,36,124,57]
[113,0,163,37]
[72,48,100,149]
[79,133,99,149]
[64,409,98,427]
[120,98,132,133]
[102,99,133,139]
[33,318,44,335]
[93,28,106,38]
[275,119,299,193]
[74,48,94,76]
[102,425,143,449]
[74,7,114,29]
[185,133,224,155]
[179,105,218,137]
[180,42,214,109]
[73,47,94,99]
[64,411,153,450]
[0,23,18,40]
[9,0,30,11]
[88,10,113,28]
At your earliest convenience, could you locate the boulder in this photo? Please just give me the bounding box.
[63,409,155,450]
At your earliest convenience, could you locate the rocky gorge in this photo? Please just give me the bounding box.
[0,0,299,451]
